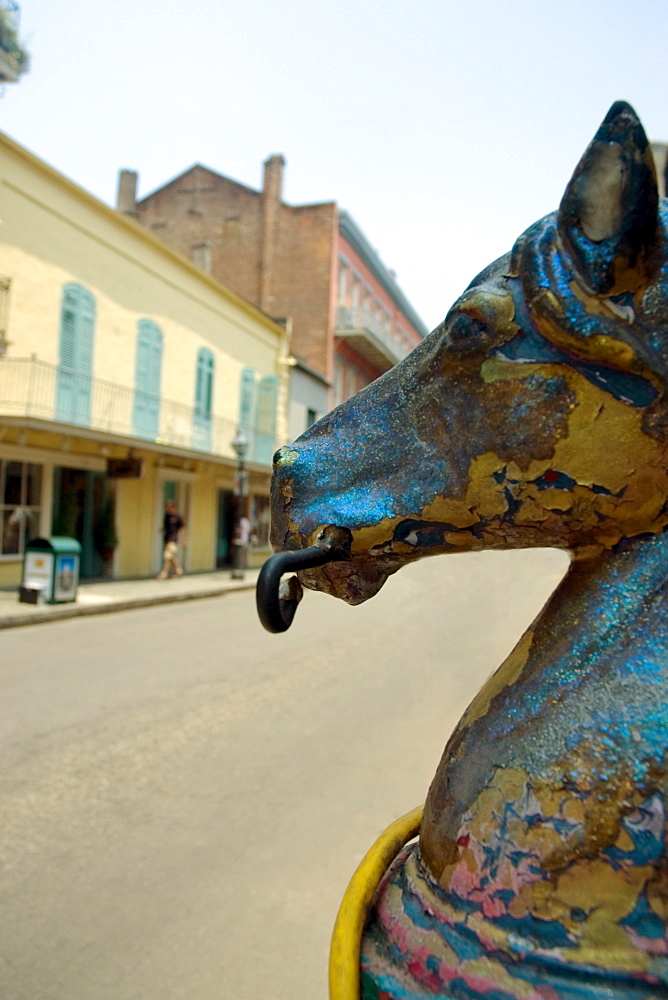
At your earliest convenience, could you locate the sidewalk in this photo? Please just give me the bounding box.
[0,568,261,630]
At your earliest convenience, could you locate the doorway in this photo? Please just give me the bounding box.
[52,467,106,578]
[216,489,235,567]
[154,478,191,574]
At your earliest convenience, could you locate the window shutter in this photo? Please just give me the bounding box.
[59,298,77,370]
[195,348,214,417]
[75,288,95,374]
[254,375,278,465]
[238,367,255,455]
[193,348,214,450]
[56,284,96,426]
[133,320,163,438]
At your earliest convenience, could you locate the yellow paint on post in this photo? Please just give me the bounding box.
[329,806,423,1000]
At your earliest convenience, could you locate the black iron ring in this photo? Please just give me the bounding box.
[256,546,337,633]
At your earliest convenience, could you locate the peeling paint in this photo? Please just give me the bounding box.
[269,102,668,996]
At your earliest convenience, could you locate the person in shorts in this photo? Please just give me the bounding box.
[156,500,187,579]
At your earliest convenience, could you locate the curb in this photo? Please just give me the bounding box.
[0,580,258,630]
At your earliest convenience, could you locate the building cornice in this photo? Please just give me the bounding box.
[0,132,286,339]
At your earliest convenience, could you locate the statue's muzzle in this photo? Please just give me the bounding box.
[256,525,352,632]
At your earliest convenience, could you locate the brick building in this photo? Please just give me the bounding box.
[116,156,428,435]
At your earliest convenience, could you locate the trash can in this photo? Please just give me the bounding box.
[20,537,82,604]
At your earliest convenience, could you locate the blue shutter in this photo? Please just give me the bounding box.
[193,347,214,450]
[239,367,256,457]
[132,320,163,439]
[254,375,278,465]
[56,284,95,426]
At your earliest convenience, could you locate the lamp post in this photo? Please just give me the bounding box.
[231,428,249,579]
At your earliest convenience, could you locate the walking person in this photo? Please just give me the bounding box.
[156,499,187,579]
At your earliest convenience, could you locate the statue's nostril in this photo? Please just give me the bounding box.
[273,446,299,469]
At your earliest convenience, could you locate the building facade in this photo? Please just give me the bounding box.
[0,132,289,586]
[118,156,428,428]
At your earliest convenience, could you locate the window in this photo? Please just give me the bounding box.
[191,242,212,274]
[193,347,215,450]
[250,495,271,548]
[338,261,349,305]
[334,357,370,407]
[334,357,345,407]
[238,367,256,455]
[133,320,163,439]
[351,275,361,309]
[55,284,96,426]
[306,408,317,429]
[254,375,279,465]
[1,461,41,556]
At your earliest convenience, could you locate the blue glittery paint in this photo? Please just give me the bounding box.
[493,279,658,407]
[622,892,666,940]
[282,361,575,537]
[435,531,668,802]
[272,103,668,998]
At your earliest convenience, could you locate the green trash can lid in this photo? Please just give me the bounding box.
[26,536,82,554]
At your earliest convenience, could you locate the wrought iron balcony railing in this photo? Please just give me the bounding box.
[335,306,412,371]
[0,357,277,465]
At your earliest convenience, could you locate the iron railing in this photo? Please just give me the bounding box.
[335,306,411,367]
[0,357,277,465]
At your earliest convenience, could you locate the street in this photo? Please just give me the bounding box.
[0,548,567,1000]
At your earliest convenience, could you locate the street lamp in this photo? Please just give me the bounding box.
[231,428,249,579]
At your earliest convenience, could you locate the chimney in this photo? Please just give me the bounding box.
[116,169,138,216]
[260,155,285,313]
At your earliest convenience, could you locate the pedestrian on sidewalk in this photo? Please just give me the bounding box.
[156,500,187,579]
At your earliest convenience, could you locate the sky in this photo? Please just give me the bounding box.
[2,0,668,332]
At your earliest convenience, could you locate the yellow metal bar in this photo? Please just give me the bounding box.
[329,805,424,1000]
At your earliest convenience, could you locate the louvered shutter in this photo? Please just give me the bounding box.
[193,348,214,450]
[239,367,256,457]
[74,288,95,424]
[56,284,95,425]
[133,320,163,438]
[254,375,278,465]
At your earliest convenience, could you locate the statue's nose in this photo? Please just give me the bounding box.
[273,446,294,468]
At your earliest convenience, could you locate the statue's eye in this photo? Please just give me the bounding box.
[444,312,492,355]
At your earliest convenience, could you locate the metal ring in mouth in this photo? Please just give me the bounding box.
[256,545,338,633]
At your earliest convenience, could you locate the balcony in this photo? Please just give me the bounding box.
[0,357,277,466]
[0,1,28,82]
[334,306,411,372]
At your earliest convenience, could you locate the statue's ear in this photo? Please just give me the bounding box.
[557,101,659,294]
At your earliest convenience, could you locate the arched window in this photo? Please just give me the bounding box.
[193,347,214,450]
[55,284,96,426]
[132,320,163,439]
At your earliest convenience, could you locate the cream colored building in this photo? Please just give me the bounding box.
[0,131,290,586]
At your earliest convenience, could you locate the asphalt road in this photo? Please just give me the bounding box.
[0,547,568,1000]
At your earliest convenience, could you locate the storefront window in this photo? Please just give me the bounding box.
[250,495,271,549]
[0,461,42,556]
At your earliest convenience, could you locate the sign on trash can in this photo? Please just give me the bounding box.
[20,537,82,604]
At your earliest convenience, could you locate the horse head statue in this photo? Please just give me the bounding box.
[263,101,668,997]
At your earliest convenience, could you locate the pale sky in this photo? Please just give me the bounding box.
[3,0,668,331]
